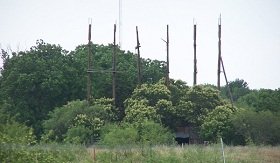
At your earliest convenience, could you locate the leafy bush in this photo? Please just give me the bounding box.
[137,121,174,145]
[0,120,36,145]
[124,99,160,124]
[43,99,116,143]
[63,126,92,144]
[101,124,138,147]
[200,105,236,143]
[100,121,174,147]
[231,109,280,145]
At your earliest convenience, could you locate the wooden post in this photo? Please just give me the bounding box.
[136,26,141,85]
[112,24,117,106]
[193,22,197,86]
[217,15,221,90]
[93,148,96,161]
[220,138,226,163]
[166,24,170,86]
[87,20,93,102]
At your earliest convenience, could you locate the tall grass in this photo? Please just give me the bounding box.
[0,143,92,163]
[2,143,279,162]
[88,145,280,163]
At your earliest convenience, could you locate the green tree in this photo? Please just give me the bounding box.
[142,59,166,84]
[171,100,195,127]
[168,79,189,105]
[180,85,225,126]
[130,83,171,106]
[124,82,226,131]
[71,44,166,108]
[0,41,167,137]
[200,105,236,143]
[124,82,171,124]
[237,89,280,112]
[43,99,116,143]
[124,99,159,124]
[0,40,85,136]
[231,109,280,145]
[221,79,250,102]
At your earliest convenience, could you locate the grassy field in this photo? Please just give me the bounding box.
[0,144,93,163]
[1,144,280,162]
[88,145,280,163]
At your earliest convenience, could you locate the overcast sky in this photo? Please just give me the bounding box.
[0,0,279,89]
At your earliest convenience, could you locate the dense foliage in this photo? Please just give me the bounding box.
[231,109,280,145]
[100,121,174,147]
[0,40,85,136]
[1,40,280,160]
[43,99,116,144]
[0,40,166,136]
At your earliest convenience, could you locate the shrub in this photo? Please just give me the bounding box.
[137,121,174,145]
[231,109,280,145]
[0,121,36,145]
[63,126,92,144]
[101,124,138,147]
[100,121,174,147]
[43,99,115,143]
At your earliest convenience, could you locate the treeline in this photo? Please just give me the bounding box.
[0,40,280,151]
[0,40,165,135]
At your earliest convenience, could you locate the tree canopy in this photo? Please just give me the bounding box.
[0,40,166,136]
[1,40,279,146]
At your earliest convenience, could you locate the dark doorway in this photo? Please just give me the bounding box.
[175,137,189,145]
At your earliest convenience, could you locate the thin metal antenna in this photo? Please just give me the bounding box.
[136,26,141,85]
[112,24,117,107]
[219,14,222,25]
[87,18,93,103]
[193,19,197,86]
[217,14,221,90]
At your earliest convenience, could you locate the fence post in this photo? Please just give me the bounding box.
[220,137,226,163]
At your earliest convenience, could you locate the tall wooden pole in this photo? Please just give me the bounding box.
[87,21,93,102]
[217,15,234,106]
[136,26,141,85]
[217,15,221,90]
[112,24,117,106]
[193,22,197,86]
[166,25,170,86]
